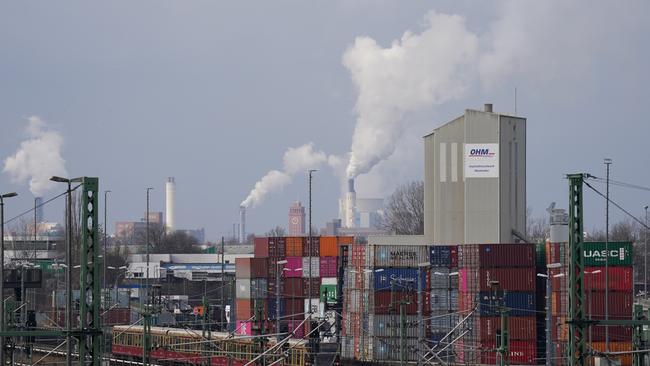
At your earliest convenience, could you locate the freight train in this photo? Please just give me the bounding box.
[112,325,309,366]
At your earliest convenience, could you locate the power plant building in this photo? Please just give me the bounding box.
[424,104,526,244]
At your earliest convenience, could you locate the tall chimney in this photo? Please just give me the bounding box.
[165,177,176,233]
[239,206,246,244]
[484,103,493,113]
[34,197,44,223]
[345,178,357,228]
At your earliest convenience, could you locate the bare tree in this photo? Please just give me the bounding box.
[526,207,549,242]
[382,181,424,235]
[265,226,286,237]
[152,231,202,254]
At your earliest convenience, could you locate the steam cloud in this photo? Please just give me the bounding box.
[241,143,334,208]
[343,11,478,179]
[3,116,68,197]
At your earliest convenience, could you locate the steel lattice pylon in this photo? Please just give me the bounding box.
[78,177,101,366]
[568,174,586,366]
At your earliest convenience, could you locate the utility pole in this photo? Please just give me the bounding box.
[417,263,429,366]
[308,169,316,324]
[143,187,154,366]
[104,190,111,308]
[276,260,287,343]
[604,158,611,352]
[400,301,406,366]
[202,280,211,366]
[567,174,587,366]
[0,192,18,366]
[221,236,225,331]
[643,205,648,300]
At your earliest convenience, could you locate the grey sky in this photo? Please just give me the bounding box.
[1,1,649,241]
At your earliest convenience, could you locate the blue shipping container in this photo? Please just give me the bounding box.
[267,298,286,320]
[429,246,452,267]
[478,292,536,316]
[374,268,427,291]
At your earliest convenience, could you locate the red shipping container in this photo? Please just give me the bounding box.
[250,258,269,278]
[286,237,303,257]
[479,268,535,292]
[302,278,321,297]
[480,340,536,365]
[584,267,633,291]
[102,308,131,325]
[235,258,252,279]
[479,316,536,340]
[285,257,303,278]
[449,246,458,268]
[303,237,320,257]
[319,256,338,277]
[458,292,476,312]
[589,325,632,342]
[254,237,269,258]
[320,237,338,257]
[373,291,430,315]
[478,244,535,268]
[282,278,303,298]
[587,291,633,320]
[236,299,253,320]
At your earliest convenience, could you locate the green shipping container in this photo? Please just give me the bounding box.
[320,285,337,304]
[583,242,632,266]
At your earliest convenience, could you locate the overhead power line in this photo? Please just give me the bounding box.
[2,184,82,226]
[583,180,650,231]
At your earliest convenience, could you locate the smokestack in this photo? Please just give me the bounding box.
[484,103,493,113]
[345,178,357,228]
[165,177,175,233]
[239,206,246,244]
[34,197,44,223]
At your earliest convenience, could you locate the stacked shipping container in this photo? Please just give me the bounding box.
[456,244,538,365]
[546,241,634,366]
[236,236,351,339]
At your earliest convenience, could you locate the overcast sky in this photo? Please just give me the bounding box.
[1,1,649,241]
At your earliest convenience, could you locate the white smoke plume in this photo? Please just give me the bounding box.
[343,11,478,178]
[241,143,335,207]
[3,116,68,196]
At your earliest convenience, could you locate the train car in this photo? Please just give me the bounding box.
[112,325,309,366]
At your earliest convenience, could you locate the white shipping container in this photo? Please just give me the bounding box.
[372,337,419,362]
[372,314,422,338]
[235,279,251,299]
[302,257,320,278]
[322,277,337,285]
[304,298,321,319]
[430,311,459,333]
[373,245,429,267]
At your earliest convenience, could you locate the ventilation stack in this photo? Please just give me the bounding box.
[239,206,246,244]
[345,178,356,228]
[165,177,175,233]
[34,196,44,223]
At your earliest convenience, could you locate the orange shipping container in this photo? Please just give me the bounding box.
[286,237,303,257]
[590,342,632,366]
[320,236,338,257]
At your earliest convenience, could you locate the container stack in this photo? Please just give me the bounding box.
[247,235,351,340]
[234,257,269,336]
[341,242,368,360]
[547,241,634,366]
[457,244,537,365]
[429,245,459,363]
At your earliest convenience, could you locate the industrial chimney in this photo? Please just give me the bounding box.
[345,178,357,228]
[239,206,246,244]
[34,196,44,223]
[165,177,175,233]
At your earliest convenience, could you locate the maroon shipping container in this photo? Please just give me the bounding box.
[102,308,131,325]
[374,291,430,315]
[268,237,287,259]
[458,292,476,312]
[302,278,321,297]
[319,256,338,277]
[282,278,303,297]
[479,316,536,340]
[284,298,304,320]
[303,237,320,257]
[481,340,536,365]
[449,246,458,268]
[589,325,632,342]
[254,237,269,258]
[584,267,633,291]
[479,268,536,292]
[459,244,535,268]
[587,291,633,320]
[286,320,306,338]
[250,258,269,278]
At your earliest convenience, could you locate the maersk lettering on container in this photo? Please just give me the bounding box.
[583,242,632,266]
